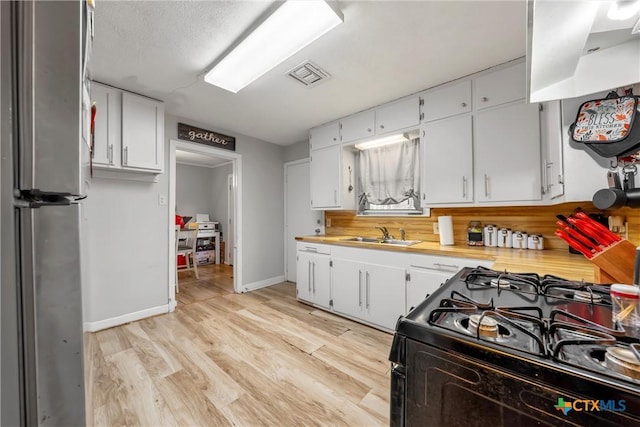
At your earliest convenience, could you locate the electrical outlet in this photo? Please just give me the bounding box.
[326,217,332,227]
[433,223,439,234]
[158,194,167,206]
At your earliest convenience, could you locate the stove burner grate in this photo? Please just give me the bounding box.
[541,278,611,306]
[464,267,541,294]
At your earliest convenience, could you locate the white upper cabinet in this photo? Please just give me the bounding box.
[121,92,164,172]
[309,121,340,150]
[420,80,472,122]
[375,95,421,134]
[340,110,375,143]
[310,145,341,209]
[91,83,120,168]
[421,115,473,204]
[90,82,164,174]
[475,62,526,110]
[474,101,542,203]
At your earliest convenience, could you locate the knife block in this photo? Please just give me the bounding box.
[590,239,636,284]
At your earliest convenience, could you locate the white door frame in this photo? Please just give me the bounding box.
[226,174,234,265]
[168,139,242,310]
[283,158,312,282]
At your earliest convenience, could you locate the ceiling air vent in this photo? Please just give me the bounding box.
[287,61,331,87]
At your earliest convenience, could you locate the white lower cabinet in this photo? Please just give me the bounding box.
[296,245,331,309]
[406,267,452,313]
[296,244,494,332]
[331,258,405,330]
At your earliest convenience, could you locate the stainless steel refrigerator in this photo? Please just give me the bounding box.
[1,1,92,425]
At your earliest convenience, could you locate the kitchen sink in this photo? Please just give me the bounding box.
[341,237,421,246]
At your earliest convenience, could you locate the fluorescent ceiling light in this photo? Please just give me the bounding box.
[608,0,640,20]
[204,1,343,93]
[355,133,409,150]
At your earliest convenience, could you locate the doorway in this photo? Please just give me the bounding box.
[168,139,242,310]
[284,159,323,282]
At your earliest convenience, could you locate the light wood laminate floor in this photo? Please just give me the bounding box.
[85,264,392,426]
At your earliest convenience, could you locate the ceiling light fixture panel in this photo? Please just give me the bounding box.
[204,0,343,93]
[354,133,410,150]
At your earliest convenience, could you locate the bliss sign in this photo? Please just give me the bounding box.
[178,123,236,151]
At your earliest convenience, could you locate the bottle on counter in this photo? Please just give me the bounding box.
[497,228,512,248]
[467,221,484,246]
[483,224,498,247]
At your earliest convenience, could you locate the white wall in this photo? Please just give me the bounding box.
[284,140,309,162]
[83,112,285,329]
[176,163,214,219]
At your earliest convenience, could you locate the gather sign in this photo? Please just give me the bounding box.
[178,122,236,151]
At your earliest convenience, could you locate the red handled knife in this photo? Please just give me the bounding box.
[554,229,594,258]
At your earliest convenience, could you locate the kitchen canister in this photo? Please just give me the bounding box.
[497,228,512,248]
[512,231,528,249]
[610,284,640,337]
[467,221,484,246]
[527,234,544,250]
[438,216,455,246]
[483,224,498,247]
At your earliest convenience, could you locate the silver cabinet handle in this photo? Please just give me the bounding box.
[545,160,553,193]
[433,262,460,270]
[108,144,114,164]
[123,146,128,165]
[308,261,312,293]
[303,246,317,252]
[312,262,316,293]
[334,189,337,204]
[380,124,385,129]
[482,96,489,102]
[367,128,372,132]
[358,270,362,307]
[461,102,467,107]
[484,174,490,197]
[462,176,467,198]
[365,271,370,309]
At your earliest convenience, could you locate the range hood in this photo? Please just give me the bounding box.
[527,0,640,102]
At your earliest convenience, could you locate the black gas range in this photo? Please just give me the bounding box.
[389,266,640,427]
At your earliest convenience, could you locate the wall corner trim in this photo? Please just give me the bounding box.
[242,275,286,293]
[83,304,169,332]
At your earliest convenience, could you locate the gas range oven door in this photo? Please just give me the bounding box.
[405,339,634,427]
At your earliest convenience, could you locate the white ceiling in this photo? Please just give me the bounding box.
[91,0,527,146]
[176,149,230,167]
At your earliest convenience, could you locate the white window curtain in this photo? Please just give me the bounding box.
[356,138,420,213]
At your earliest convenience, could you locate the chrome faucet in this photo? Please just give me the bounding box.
[375,226,390,240]
[399,228,406,241]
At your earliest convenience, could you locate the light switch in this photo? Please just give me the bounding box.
[158,194,167,206]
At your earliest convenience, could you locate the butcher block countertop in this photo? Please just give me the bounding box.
[295,235,597,282]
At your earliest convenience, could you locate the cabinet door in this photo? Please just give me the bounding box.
[422,115,473,204]
[365,263,406,330]
[540,101,564,199]
[310,145,341,209]
[421,80,472,122]
[475,62,526,110]
[474,101,542,203]
[406,267,451,313]
[340,110,375,143]
[331,258,364,319]
[311,254,331,309]
[376,96,420,134]
[310,122,340,150]
[91,83,120,167]
[296,252,314,302]
[121,92,164,171]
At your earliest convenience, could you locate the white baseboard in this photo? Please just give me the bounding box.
[241,275,285,292]
[84,304,169,332]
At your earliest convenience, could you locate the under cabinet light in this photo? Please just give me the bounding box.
[354,133,410,150]
[204,0,343,93]
[608,0,640,20]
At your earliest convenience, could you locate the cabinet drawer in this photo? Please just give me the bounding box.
[375,96,420,134]
[340,110,375,143]
[310,122,340,150]
[421,80,472,122]
[475,62,526,110]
